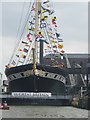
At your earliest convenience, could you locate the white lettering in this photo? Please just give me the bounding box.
[12,92,52,98]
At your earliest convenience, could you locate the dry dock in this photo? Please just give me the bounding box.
[1,106,89,118]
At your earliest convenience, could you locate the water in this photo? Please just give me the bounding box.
[1,106,89,118]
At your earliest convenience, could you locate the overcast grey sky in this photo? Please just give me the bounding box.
[0,1,88,79]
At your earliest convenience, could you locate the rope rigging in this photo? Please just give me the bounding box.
[7,0,65,67]
[8,1,32,65]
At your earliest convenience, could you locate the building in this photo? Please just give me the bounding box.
[43,53,88,68]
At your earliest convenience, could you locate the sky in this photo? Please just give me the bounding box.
[0,0,88,79]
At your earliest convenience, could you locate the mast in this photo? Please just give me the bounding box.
[33,0,41,75]
[39,0,43,64]
[40,41,43,64]
[35,0,43,65]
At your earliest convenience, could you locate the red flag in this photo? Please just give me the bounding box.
[27,34,32,42]
[52,21,56,24]
[23,48,28,53]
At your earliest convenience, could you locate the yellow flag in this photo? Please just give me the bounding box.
[42,10,47,13]
[30,54,33,58]
[44,16,48,20]
[21,54,26,58]
[26,27,30,31]
[58,44,63,49]
[51,40,57,43]
[32,27,35,31]
[41,16,48,21]
[18,48,22,51]
[52,16,57,21]
[38,31,43,36]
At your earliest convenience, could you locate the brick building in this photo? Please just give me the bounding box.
[43,53,88,68]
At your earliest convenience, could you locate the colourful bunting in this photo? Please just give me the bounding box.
[52,21,56,24]
[42,9,47,13]
[27,33,32,42]
[29,33,33,36]
[58,38,63,42]
[52,17,57,21]
[56,33,60,37]
[22,41,28,44]
[38,31,42,35]
[52,17,57,25]
[25,44,30,47]
[10,1,65,66]
[61,50,65,53]
[16,55,19,57]
[27,33,30,40]
[60,50,65,55]
[43,0,49,4]
[40,23,46,28]
[30,54,33,58]
[18,61,23,63]
[58,44,63,49]
[18,48,22,51]
[53,45,57,48]
[23,48,28,53]
[21,54,26,58]
[47,46,51,48]
[41,16,48,21]
[29,21,35,25]
[37,31,43,38]
[29,27,35,31]
[51,40,57,43]
[33,17,35,20]
[41,6,54,15]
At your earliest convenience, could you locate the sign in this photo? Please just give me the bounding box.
[12,92,51,98]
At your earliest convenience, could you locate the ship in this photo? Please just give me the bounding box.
[5,0,68,96]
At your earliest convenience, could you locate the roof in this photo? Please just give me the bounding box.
[66,53,88,58]
[44,53,88,59]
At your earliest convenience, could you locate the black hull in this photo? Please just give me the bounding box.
[5,64,67,94]
[2,97,71,106]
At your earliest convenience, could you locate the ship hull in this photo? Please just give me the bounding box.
[5,64,67,94]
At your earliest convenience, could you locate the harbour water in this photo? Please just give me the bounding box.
[1,106,89,118]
